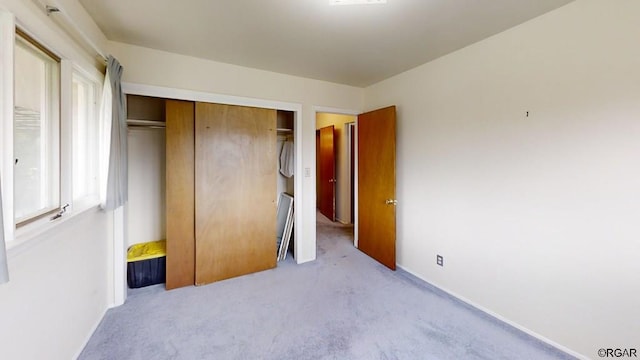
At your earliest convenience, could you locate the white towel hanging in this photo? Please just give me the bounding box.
[279,140,294,177]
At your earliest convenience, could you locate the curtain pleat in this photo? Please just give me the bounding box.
[0,172,9,283]
[100,56,127,211]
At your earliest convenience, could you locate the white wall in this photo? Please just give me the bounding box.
[109,41,364,263]
[316,113,356,224]
[364,0,640,357]
[0,210,110,359]
[127,127,166,247]
[0,0,112,359]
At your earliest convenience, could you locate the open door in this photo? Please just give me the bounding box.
[357,106,396,270]
[318,125,336,221]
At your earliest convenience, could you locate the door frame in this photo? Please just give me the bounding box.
[118,82,304,302]
[346,120,358,247]
[313,106,361,247]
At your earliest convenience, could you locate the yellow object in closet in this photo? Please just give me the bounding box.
[127,240,166,262]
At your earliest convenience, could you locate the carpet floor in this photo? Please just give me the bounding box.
[79,214,575,360]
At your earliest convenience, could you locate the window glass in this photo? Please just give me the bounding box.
[72,73,98,201]
[13,34,60,223]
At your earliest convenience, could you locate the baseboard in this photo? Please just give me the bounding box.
[335,218,352,225]
[72,306,108,360]
[397,264,587,360]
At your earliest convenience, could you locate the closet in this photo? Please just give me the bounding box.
[126,95,166,252]
[165,100,294,289]
[126,95,294,291]
[277,111,294,196]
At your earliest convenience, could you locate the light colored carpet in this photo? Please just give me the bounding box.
[79,214,574,360]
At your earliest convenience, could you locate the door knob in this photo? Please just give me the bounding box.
[329,179,336,183]
[385,199,397,205]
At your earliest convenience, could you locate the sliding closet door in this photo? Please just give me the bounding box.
[195,103,277,285]
[165,100,195,290]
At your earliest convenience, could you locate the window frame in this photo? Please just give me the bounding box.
[13,29,62,226]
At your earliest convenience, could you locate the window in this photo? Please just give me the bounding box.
[13,32,60,225]
[2,20,104,244]
[72,72,99,202]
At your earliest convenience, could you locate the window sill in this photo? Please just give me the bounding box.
[7,200,102,258]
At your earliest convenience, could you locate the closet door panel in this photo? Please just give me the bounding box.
[165,100,196,289]
[195,102,277,285]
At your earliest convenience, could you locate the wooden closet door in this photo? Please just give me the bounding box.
[165,100,195,290]
[195,102,277,285]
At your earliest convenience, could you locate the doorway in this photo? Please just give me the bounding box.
[315,113,357,226]
[315,107,397,270]
[315,112,357,260]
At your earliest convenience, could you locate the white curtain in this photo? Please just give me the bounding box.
[0,171,9,283]
[100,56,127,211]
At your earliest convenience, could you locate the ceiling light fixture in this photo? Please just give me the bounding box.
[329,0,387,5]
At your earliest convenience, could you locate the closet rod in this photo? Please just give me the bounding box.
[127,119,166,128]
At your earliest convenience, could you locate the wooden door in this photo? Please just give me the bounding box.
[357,106,396,270]
[318,125,336,221]
[316,130,320,208]
[195,102,277,285]
[165,100,195,290]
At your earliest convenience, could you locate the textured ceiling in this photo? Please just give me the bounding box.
[79,0,573,87]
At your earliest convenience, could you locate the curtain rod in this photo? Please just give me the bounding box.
[45,4,108,63]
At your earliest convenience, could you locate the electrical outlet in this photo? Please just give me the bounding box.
[436,255,443,267]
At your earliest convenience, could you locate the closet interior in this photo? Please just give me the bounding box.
[126,95,295,291]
